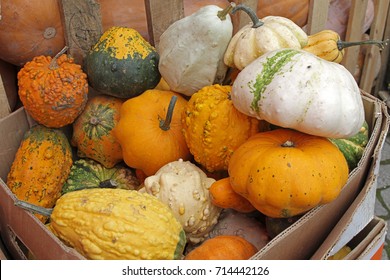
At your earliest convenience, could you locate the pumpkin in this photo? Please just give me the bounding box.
[228,128,349,218]
[302,29,388,63]
[224,4,308,70]
[209,177,256,213]
[158,4,233,96]
[61,159,140,194]
[329,121,369,171]
[7,125,73,222]
[16,188,186,260]
[71,94,123,168]
[182,84,260,172]
[231,48,365,138]
[17,48,88,128]
[144,159,221,244]
[184,235,257,260]
[85,26,160,99]
[113,89,191,177]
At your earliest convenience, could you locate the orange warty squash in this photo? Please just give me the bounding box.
[185,235,257,260]
[17,49,88,128]
[71,95,124,168]
[228,129,349,218]
[113,89,191,176]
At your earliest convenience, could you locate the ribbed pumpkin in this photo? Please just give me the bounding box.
[182,84,260,172]
[71,95,123,168]
[113,89,191,176]
[228,129,349,218]
[17,50,88,128]
[62,159,140,194]
[7,125,73,222]
[85,26,160,99]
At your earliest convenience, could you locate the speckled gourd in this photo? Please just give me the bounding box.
[143,159,221,244]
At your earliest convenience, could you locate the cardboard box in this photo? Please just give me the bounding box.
[0,90,386,260]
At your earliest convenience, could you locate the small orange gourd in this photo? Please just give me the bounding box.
[185,235,257,260]
[17,47,88,128]
[113,89,191,176]
[228,129,349,218]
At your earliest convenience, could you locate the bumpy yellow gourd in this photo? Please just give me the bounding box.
[48,188,186,260]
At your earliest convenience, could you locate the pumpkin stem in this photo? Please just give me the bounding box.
[49,46,69,70]
[231,4,264,28]
[14,199,53,217]
[99,179,118,188]
[281,140,295,148]
[217,2,235,21]
[160,95,178,131]
[337,38,389,51]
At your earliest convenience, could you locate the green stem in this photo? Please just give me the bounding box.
[14,200,53,217]
[337,39,389,51]
[231,3,264,28]
[159,95,177,131]
[217,2,235,21]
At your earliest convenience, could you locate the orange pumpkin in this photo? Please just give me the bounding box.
[228,129,349,218]
[113,89,191,176]
[17,50,88,128]
[185,235,257,260]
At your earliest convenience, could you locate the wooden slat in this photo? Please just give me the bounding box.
[341,0,369,74]
[360,0,390,93]
[59,0,103,66]
[306,0,330,35]
[0,74,11,119]
[144,0,184,48]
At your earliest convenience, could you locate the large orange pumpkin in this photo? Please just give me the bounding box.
[228,129,349,218]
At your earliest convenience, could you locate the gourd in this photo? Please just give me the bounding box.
[228,128,349,218]
[302,29,388,63]
[158,4,233,96]
[265,215,302,239]
[113,89,191,176]
[143,159,221,244]
[17,48,88,128]
[224,4,308,70]
[182,84,260,172]
[85,26,160,99]
[184,235,257,260]
[16,188,186,260]
[329,121,369,171]
[231,48,365,138]
[62,159,140,194]
[71,95,123,168]
[7,125,73,222]
[209,177,256,213]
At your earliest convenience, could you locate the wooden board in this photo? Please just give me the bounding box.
[306,0,329,35]
[0,74,11,119]
[59,0,103,65]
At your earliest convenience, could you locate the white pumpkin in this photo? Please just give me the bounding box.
[143,159,221,244]
[231,48,365,139]
[224,4,308,70]
[158,4,233,96]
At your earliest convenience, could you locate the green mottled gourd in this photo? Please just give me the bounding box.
[62,159,140,194]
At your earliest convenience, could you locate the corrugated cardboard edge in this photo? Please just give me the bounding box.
[251,91,386,260]
[311,95,390,259]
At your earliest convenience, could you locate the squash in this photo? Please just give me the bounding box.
[209,177,256,213]
[228,128,349,218]
[329,121,369,171]
[113,89,191,177]
[85,26,160,99]
[158,4,233,96]
[144,159,221,244]
[17,48,88,128]
[184,235,257,260]
[7,125,73,222]
[71,95,123,168]
[62,159,140,194]
[16,188,186,260]
[231,48,365,138]
[224,4,308,70]
[182,84,260,172]
[302,29,388,63]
